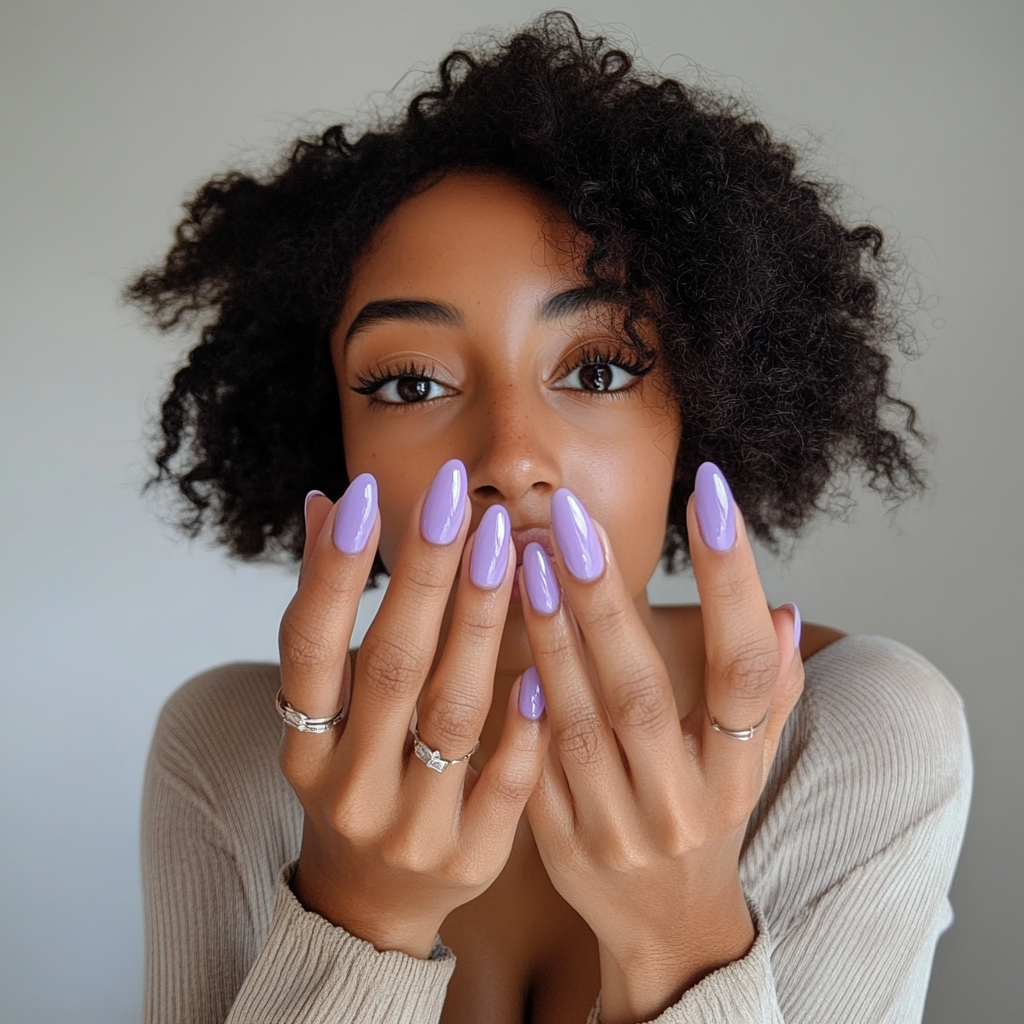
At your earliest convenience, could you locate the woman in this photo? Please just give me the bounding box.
[130,14,971,1024]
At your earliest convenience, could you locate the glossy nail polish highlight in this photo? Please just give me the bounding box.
[551,488,605,581]
[332,474,377,554]
[421,459,467,545]
[780,602,802,649]
[470,505,510,589]
[519,666,546,720]
[523,542,560,614]
[694,462,736,551]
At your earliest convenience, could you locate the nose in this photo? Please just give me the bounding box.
[466,382,561,510]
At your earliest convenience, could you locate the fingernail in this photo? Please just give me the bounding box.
[780,602,802,649]
[421,459,467,545]
[551,488,604,581]
[694,462,736,551]
[304,489,326,520]
[470,504,510,589]
[523,542,560,614]
[332,474,377,554]
[518,666,546,720]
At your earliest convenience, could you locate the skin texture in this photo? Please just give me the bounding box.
[280,172,827,1024]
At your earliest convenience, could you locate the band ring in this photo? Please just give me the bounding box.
[707,705,771,741]
[411,727,480,773]
[276,688,347,734]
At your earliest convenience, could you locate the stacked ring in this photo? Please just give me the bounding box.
[276,689,347,734]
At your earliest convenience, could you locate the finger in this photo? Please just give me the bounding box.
[458,671,550,866]
[345,459,469,760]
[404,504,514,804]
[519,544,632,821]
[300,491,332,577]
[545,489,685,789]
[524,693,575,857]
[687,463,779,789]
[278,474,379,767]
[761,604,805,775]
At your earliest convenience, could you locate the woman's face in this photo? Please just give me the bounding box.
[332,171,680,611]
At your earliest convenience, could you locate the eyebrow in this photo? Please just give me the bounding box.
[539,285,625,321]
[343,285,625,345]
[344,300,462,344]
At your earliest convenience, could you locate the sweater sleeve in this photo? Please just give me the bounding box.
[225,863,454,1024]
[142,664,455,1024]
[589,636,972,1024]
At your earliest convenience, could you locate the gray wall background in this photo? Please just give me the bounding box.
[1,1,1020,1020]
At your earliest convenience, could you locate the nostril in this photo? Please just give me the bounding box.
[474,484,501,498]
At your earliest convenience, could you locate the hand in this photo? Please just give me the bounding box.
[520,465,804,1024]
[278,461,548,958]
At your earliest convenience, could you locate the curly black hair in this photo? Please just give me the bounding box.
[125,11,924,572]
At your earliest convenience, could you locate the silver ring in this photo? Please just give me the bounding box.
[276,688,347,734]
[412,727,479,773]
[708,706,771,741]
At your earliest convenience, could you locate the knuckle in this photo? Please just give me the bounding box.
[455,859,493,891]
[596,833,648,875]
[720,638,780,706]
[487,766,536,808]
[553,710,607,768]
[452,610,502,645]
[656,816,697,860]
[325,786,373,841]
[583,597,632,638]
[400,555,455,599]
[306,568,357,607]
[420,690,483,747]
[719,792,757,832]
[278,612,334,671]
[526,631,575,664]
[357,633,426,700]
[611,672,674,735]
[700,571,750,608]
[380,829,438,875]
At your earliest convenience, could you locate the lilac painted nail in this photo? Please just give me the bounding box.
[780,602,802,649]
[519,666,546,720]
[332,474,377,554]
[470,504,510,589]
[421,459,467,545]
[694,462,736,552]
[551,488,605,582]
[523,542,560,614]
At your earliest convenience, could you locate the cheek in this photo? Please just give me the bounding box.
[595,419,679,595]
[603,479,673,596]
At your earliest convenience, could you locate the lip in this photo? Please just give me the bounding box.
[511,527,553,567]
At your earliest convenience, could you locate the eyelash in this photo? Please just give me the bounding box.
[561,344,655,388]
[350,345,656,405]
[352,360,441,397]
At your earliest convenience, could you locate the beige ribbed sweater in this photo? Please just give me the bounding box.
[142,635,971,1023]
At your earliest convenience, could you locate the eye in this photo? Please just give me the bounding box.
[372,375,453,404]
[558,360,639,393]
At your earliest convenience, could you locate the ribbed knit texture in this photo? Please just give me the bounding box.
[141,635,971,1023]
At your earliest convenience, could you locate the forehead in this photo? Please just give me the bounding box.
[338,171,588,325]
